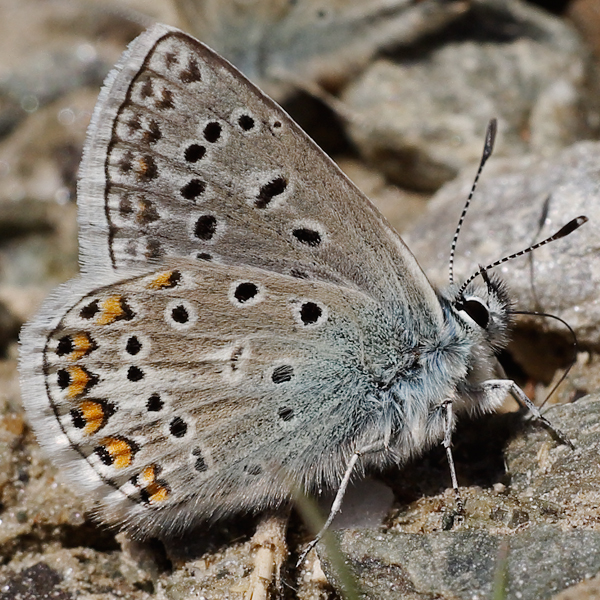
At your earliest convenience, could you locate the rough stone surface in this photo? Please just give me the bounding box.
[322,526,600,600]
[343,0,598,191]
[552,573,600,600]
[316,395,600,599]
[506,394,600,530]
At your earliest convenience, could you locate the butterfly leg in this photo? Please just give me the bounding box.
[442,399,464,516]
[296,441,383,567]
[481,380,574,449]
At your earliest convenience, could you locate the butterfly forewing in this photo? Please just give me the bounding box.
[36,260,399,534]
[78,25,443,336]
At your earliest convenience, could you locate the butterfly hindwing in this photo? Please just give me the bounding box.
[24,259,412,534]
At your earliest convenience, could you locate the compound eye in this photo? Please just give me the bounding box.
[458,298,490,329]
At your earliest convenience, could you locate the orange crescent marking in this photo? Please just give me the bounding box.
[102,438,133,469]
[148,271,176,290]
[96,296,125,325]
[70,333,94,361]
[79,400,105,434]
[66,366,92,399]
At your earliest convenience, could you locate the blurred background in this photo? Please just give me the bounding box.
[2,1,600,598]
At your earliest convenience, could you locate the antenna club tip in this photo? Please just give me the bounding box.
[482,118,498,162]
[557,215,588,238]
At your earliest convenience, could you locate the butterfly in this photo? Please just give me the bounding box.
[19,24,582,549]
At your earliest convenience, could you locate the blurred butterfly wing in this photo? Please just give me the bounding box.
[173,0,286,84]
[173,0,463,94]
[21,260,397,535]
[78,24,444,336]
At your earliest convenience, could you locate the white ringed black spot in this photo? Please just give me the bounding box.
[181,178,206,201]
[127,365,144,382]
[234,282,258,303]
[301,302,322,325]
[193,214,217,240]
[230,108,259,133]
[255,176,287,209]
[169,416,188,438]
[229,280,265,307]
[291,222,326,247]
[172,305,189,323]
[126,336,142,355]
[184,143,206,162]
[146,393,164,412]
[203,121,222,143]
[119,332,150,361]
[165,299,197,330]
[238,114,255,130]
[292,300,328,327]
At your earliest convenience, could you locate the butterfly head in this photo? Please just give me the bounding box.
[450,269,512,353]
